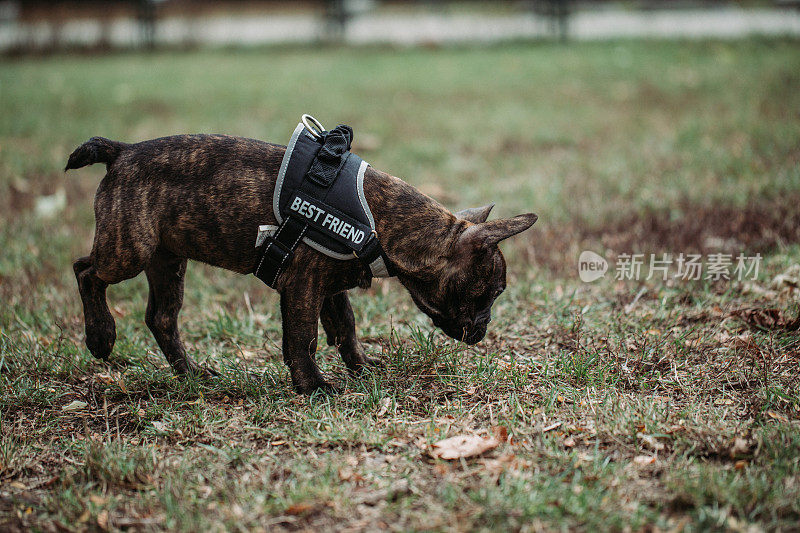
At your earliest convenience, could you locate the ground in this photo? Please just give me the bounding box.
[1,40,799,531]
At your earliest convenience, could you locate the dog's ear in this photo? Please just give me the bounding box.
[455,203,495,224]
[458,213,538,248]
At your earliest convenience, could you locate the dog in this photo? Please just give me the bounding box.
[65,133,537,394]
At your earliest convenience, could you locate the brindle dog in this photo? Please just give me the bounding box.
[66,134,537,394]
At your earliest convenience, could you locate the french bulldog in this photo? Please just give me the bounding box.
[65,134,537,394]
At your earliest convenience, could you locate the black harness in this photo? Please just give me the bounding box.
[254,116,394,288]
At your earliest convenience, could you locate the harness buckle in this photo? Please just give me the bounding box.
[352,230,379,259]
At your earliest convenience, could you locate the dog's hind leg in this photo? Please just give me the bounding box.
[73,256,116,360]
[144,251,212,377]
[320,291,383,375]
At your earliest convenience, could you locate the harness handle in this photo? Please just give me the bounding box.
[301,114,325,139]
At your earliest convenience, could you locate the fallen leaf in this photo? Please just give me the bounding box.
[767,410,789,423]
[285,503,314,515]
[89,494,107,506]
[632,455,656,466]
[433,463,449,475]
[338,468,364,483]
[62,400,88,412]
[730,437,753,458]
[735,460,748,470]
[770,264,800,292]
[97,510,109,531]
[639,434,665,452]
[376,397,391,417]
[430,434,500,460]
[732,307,800,331]
[563,436,576,448]
[717,331,753,349]
[542,422,562,433]
[492,425,509,443]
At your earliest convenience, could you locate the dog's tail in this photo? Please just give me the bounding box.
[64,137,126,171]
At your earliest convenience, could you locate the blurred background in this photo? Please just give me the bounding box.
[1,0,799,53]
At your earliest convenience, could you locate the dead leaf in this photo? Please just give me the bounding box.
[639,434,665,452]
[730,437,753,458]
[492,425,509,443]
[338,468,365,483]
[632,455,656,466]
[62,400,88,412]
[732,307,800,331]
[285,503,314,515]
[89,494,107,506]
[97,510,109,531]
[430,434,500,460]
[735,460,748,470]
[767,411,789,423]
[433,463,449,475]
[770,264,800,292]
[376,397,391,417]
[563,436,576,448]
[542,422,562,433]
[717,331,753,349]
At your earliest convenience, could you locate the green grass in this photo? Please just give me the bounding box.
[1,40,800,531]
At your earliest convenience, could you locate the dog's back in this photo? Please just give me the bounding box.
[67,134,285,278]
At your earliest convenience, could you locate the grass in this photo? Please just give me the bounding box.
[1,39,800,531]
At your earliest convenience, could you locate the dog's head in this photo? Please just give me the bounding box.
[401,204,537,344]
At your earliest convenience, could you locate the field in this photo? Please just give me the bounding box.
[2,40,800,531]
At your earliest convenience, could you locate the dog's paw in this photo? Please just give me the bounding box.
[174,360,218,381]
[364,356,385,369]
[189,364,219,381]
[85,321,116,360]
[295,380,340,396]
[346,356,385,377]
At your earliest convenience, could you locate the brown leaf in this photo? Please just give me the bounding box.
[731,307,800,331]
[492,425,509,443]
[97,510,109,531]
[767,410,789,423]
[285,503,314,515]
[338,468,364,483]
[730,437,754,458]
[632,455,656,466]
[89,494,107,506]
[430,434,500,460]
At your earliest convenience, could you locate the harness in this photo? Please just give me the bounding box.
[254,115,394,288]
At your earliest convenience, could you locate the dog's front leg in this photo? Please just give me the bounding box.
[320,291,383,375]
[280,283,336,395]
